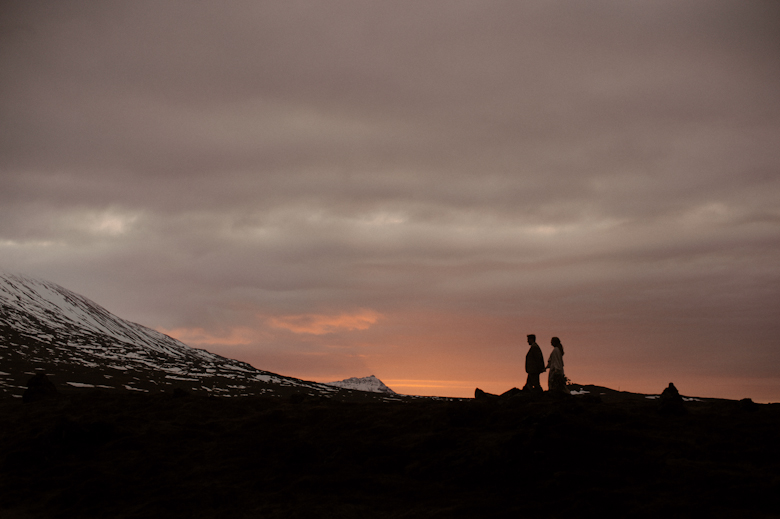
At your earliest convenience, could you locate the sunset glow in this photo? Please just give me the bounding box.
[267,309,382,335]
[158,327,256,347]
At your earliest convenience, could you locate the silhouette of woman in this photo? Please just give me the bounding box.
[547,337,566,393]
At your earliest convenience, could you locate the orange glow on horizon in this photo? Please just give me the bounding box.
[383,378,515,398]
[385,379,478,390]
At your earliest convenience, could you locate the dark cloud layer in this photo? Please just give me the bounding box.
[2,1,779,400]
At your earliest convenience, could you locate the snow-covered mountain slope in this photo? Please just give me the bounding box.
[325,375,396,394]
[0,273,376,400]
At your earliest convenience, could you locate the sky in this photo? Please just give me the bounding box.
[2,0,779,401]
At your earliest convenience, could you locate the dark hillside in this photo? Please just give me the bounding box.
[2,388,779,518]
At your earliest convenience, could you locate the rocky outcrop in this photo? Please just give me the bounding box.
[658,382,687,415]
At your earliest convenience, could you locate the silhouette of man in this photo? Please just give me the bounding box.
[523,334,545,392]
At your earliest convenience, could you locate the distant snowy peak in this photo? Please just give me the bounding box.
[325,375,396,394]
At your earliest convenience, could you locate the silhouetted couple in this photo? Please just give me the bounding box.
[523,334,566,393]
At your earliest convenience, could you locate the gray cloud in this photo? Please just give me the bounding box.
[2,0,779,400]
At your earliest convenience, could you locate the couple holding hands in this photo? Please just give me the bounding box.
[523,334,566,393]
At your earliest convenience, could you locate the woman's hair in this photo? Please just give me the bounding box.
[551,336,564,354]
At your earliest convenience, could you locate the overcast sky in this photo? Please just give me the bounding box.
[2,0,779,401]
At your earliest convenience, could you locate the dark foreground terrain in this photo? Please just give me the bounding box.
[2,387,779,518]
